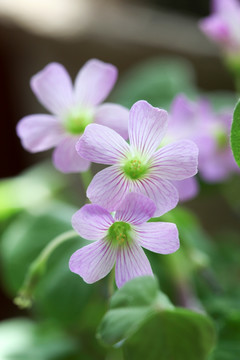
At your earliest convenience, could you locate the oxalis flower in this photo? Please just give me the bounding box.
[69,192,179,288]
[76,100,198,217]
[16,59,129,173]
[168,94,238,183]
[199,0,240,59]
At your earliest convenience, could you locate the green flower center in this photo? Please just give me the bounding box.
[108,221,132,246]
[64,108,93,135]
[123,157,149,180]
[216,130,228,149]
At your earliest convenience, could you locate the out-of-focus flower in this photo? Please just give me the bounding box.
[69,193,179,288]
[168,94,238,186]
[199,0,240,63]
[17,59,129,173]
[76,100,198,217]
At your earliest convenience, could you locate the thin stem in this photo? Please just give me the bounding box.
[80,169,92,192]
[14,229,77,308]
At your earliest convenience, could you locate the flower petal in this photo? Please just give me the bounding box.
[115,241,153,288]
[74,59,118,107]
[94,103,129,140]
[136,222,179,254]
[69,239,117,284]
[72,204,114,240]
[87,165,130,211]
[16,114,65,152]
[151,140,199,180]
[115,193,156,225]
[76,124,129,165]
[199,16,231,44]
[129,100,168,158]
[53,135,90,173]
[131,176,179,217]
[172,177,199,202]
[30,63,73,116]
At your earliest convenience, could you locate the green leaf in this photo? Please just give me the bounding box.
[97,277,216,360]
[0,202,93,326]
[211,312,240,360]
[230,99,240,167]
[123,308,215,360]
[0,161,66,220]
[0,318,80,360]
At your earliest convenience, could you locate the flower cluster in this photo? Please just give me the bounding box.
[166,94,238,200]
[17,59,199,287]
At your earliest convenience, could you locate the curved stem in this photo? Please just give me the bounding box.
[14,230,77,308]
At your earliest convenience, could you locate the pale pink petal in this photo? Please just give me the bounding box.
[16,114,65,152]
[72,204,114,240]
[53,135,90,173]
[212,0,239,13]
[87,165,130,212]
[76,124,129,165]
[30,63,73,116]
[94,103,129,140]
[129,100,168,158]
[151,140,198,180]
[131,175,179,217]
[115,241,153,288]
[199,16,231,44]
[115,193,156,225]
[74,59,117,107]
[136,222,179,254]
[69,239,117,284]
[172,177,199,202]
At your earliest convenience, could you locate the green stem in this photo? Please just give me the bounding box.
[80,169,92,192]
[14,230,77,308]
[108,269,115,298]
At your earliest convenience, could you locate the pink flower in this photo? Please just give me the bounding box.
[16,59,129,173]
[69,193,179,288]
[168,94,238,184]
[77,100,198,217]
[199,0,240,55]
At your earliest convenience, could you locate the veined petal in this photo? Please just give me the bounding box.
[115,241,153,288]
[172,177,199,202]
[115,193,156,225]
[151,140,199,180]
[136,222,179,254]
[16,114,65,152]
[76,124,129,165]
[72,204,114,240]
[74,59,117,107]
[30,63,73,116]
[87,165,130,212]
[53,135,90,173]
[69,239,117,284]
[131,176,179,217]
[129,100,168,158]
[94,103,129,140]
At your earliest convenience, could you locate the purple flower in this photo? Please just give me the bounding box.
[16,59,129,173]
[199,0,240,55]
[69,192,179,288]
[76,100,198,217]
[168,94,238,184]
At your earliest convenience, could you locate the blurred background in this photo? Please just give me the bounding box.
[0,1,239,359]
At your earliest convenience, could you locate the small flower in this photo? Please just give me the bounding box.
[69,192,179,288]
[199,0,240,56]
[168,94,238,183]
[76,100,198,217]
[16,59,129,173]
